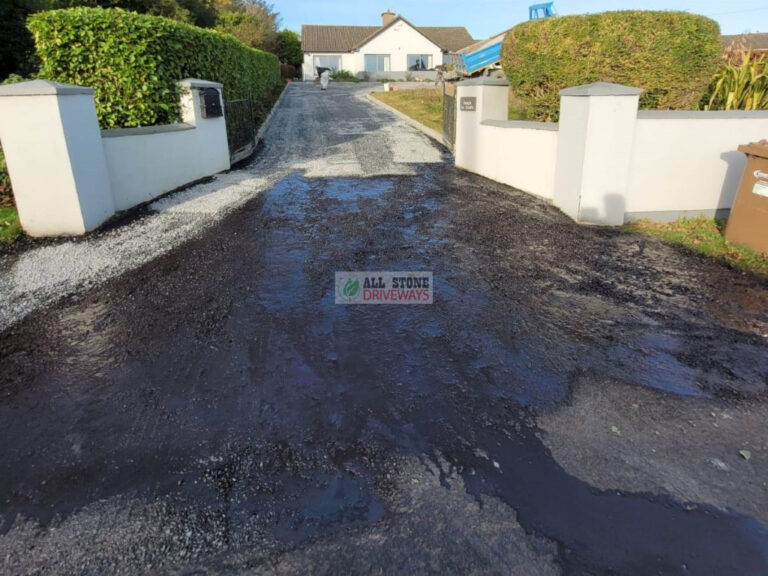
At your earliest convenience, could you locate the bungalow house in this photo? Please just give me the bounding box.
[301,10,474,81]
[722,33,768,58]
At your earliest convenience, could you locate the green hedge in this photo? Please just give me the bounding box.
[502,11,722,121]
[28,7,280,128]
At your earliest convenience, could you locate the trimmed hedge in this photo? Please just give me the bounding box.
[502,11,722,121]
[28,7,280,128]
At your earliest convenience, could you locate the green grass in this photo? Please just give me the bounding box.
[0,205,21,246]
[371,87,531,132]
[371,88,444,134]
[625,216,768,276]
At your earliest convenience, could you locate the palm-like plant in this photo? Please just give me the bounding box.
[706,50,768,111]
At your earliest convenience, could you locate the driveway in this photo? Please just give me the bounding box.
[1,83,767,575]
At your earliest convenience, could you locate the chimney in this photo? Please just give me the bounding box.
[381,9,396,27]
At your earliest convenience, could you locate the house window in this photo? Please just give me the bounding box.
[364,54,391,73]
[313,55,342,72]
[407,54,433,71]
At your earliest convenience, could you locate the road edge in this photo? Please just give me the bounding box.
[256,83,292,143]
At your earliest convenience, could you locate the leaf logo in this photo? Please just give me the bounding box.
[343,278,360,299]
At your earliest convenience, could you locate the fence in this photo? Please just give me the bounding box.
[454,78,768,225]
[224,97,257,165]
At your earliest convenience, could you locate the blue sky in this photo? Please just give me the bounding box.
[279,1,767,39]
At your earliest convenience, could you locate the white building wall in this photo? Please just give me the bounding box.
[625,111,768,220]
[359,20,443,74]
[303,52,359,80]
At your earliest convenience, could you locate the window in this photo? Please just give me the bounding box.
[364,54,391,73]
[407,54,433,71]
[313,55,341,73]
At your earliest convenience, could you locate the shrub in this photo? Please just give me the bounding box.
[280,63,296,79]
[705,50,768,110]
[28,7,281,128]
[0,146,11,202]
[277,29,302,68]
[331,69,359,82]
[502,11,722,121]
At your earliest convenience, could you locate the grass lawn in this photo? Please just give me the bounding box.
[371,87,530,134]
[0,204,21,246]
[625,216,768,277]
[371,88,444,134]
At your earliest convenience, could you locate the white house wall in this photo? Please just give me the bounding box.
[303,52,359,80]
[358,20,443,74]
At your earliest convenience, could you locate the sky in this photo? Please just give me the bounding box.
[278,1,767,40]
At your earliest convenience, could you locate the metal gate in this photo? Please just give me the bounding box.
[443,81,457,150]
[224,96,257,165]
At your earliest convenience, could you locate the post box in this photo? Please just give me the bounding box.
[725,140,768,255]
[199,87,223,118]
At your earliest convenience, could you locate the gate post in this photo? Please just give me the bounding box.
[454,77,509,172]
[178,78,230,172]
[0,80,115,236]
[553,82,642,225]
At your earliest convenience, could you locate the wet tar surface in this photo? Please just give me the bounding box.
[1,84,768,574]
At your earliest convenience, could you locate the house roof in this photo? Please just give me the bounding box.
[301,16,474,53]
[420,27,477,52]
[302,25,379,53]
[722,33,768,51]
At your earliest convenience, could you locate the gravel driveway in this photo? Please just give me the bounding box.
[1,83,767,575]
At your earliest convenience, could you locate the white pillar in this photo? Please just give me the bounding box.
[455,77,509,172]
[553,82,642,226]
[0,80,114,236]
[177,78,230,171]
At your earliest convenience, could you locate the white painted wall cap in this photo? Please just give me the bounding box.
[178,78,223,89]
[0,79,93,97]
[560,82,644,97]
[458,77,510,87]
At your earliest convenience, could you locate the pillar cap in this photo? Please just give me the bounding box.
[457,77,509,87]
[178,78,223,89]
[560,82,643,97]
[0,79,93,97]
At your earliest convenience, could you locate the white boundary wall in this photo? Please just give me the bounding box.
[455,78,557,201]
[626,111,768,221]
[102,79,229,211]
[0,78,230,236]
[455,79,768,225]
[461,120,558,200]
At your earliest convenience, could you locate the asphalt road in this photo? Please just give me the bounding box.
[1,83,767,575]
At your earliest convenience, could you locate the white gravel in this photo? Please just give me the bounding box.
[0,83,445,332]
